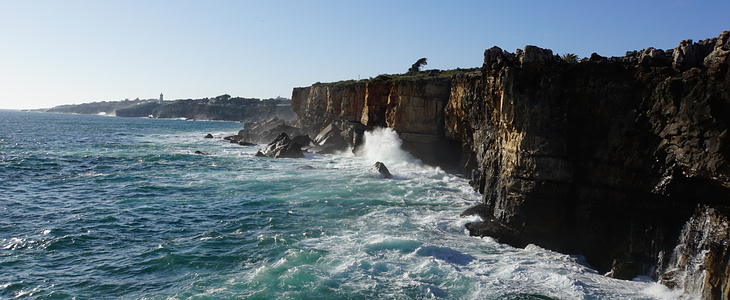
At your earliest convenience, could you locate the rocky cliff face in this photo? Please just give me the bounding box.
[291,31,729,299]
[292,72,465,168]
[450,32,729,300]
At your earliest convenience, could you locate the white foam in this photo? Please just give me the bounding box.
[356,127,422,167]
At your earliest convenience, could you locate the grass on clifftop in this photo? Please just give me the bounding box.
[312,68,478,86]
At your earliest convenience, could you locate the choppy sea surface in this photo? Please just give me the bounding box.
[0,110,686,299]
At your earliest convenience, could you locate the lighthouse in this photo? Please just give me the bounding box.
[159,93,164,104]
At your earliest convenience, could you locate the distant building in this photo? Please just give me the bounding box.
[159,93,163,104]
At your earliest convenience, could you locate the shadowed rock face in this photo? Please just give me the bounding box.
[289,31,730,299]
[449,31,729,299]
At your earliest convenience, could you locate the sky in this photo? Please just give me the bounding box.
[0,0,728,109]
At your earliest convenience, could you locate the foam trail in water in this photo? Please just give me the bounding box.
[355,127,422,167]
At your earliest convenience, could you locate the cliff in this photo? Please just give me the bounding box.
[292,70,471,168]
[290,31,730,299]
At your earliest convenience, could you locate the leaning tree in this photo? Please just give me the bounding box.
[408,58,428,73]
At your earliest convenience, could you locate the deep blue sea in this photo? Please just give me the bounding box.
[0,110,683,299]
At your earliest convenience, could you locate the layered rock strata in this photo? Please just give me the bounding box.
[287,31,729,299]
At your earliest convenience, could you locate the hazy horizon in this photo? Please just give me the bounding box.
[1,0,728,109]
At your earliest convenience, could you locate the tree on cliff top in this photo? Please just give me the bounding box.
[408,58,428,73]
[561,53,579,64]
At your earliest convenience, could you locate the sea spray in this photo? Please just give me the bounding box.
[356,127,422,167]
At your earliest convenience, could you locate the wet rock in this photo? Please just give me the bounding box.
[204,133,214,138]
[464,218,524,247]
[224,135,256,146]
[460,203,489,219]
[194,150,210,155]
[373,161,392,179]
[224,135,244,144]
[659,205,729,300]
[254,151,266,157]
[297,165,315,170]
[292,135,313,147]
[258,132,304,158]
[605,258,641,280]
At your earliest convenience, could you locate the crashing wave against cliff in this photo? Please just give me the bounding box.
[250,31,730,299]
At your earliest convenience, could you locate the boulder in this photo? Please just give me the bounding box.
[373,161,392,179]
[311,123,348,154]
[224,135,241,143]
[237,117,306,144]
[258,132,304,158]
[204,133,214,138]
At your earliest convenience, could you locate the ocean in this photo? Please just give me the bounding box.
[0,110,684,299]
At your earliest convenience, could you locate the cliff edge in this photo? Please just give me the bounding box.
[290,31,729,299]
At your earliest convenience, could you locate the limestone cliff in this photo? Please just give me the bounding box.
[291,31,729,299]
[292,72,466,168]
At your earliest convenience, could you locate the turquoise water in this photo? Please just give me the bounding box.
[0,110,681,299]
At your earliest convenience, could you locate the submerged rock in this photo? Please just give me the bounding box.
[194,150,210,155]
[373,161,392,179]
[223,135,240,143]
[204,133,214,138]
[223,134,256,146]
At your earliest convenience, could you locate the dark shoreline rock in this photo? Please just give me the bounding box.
[373,162,392,179]
[257,132,304,158]
[204,133,214,138]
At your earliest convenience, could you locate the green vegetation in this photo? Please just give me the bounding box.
[311,67,479,87]
[561,53,579,64]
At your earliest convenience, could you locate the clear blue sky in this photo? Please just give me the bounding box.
[1,0,728,109]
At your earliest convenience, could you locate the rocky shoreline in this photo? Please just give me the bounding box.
[223,31,729,299]
[40,96,296,123]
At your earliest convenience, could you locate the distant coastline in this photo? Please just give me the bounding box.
[31,94,296,123]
